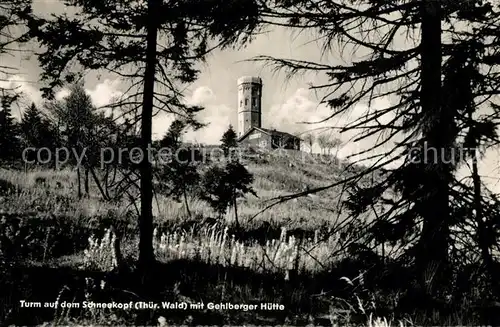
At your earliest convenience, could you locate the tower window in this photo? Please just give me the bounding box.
[245,99,248,106]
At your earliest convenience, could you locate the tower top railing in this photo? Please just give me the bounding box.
[237,76,262,85]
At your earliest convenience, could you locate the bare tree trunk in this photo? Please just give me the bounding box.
[104,165,110,199]
[470,128,498,296]
[90,167,110,201]
[292,234,303,282]
[84,167,89,196]
[76,167,82,199]
[110,224,125,273]
[183,187,192,218]
[108,166,118,199]
[381,242,385,265]
[416,0,451,301]
[138,0,158,273]
[233,194,239,229]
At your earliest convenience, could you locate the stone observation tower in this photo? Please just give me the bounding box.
[237,76,262,138]
[236,76,301,151]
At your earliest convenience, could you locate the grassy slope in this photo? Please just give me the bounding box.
[0,150,355,228]
[0,151,415,326]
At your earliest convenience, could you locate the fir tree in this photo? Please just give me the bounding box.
[0,95,21,162]
[220,125,238,158]
[158,119,201,218]
[201,160,256,228]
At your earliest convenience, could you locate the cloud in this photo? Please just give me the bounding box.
[0,76,123,119]
[0,77,228,145]
[265,87,368,137]
[0,77,400,166]
[151,86,402,160]
[186,86,216,106]
[55,89,70,101]
[455,146,500,194]
[264,88,400,164]
[269,88,500,192]
[0,75,43,118]
[152,86,231,144]
[184,106,232,144]
[185,88,232,144]
[54,78,123,109]
[85,79,123,108]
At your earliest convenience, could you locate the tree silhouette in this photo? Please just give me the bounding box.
[201,126,257,228]
[303,133,315,154]
[317,134,329,155]
[326,136,342,157]
[224,161,256,228]
[200,165,230,219]
[20,103,44,145]
[220,125,238,158]
[0,0,33,162]
[20,103,59,165]
[201,161,256,228]
[252,0,500,304]
[0,94,21,162]
[45,83,98,197]
[0,0,33,94]
[158,119,200,218]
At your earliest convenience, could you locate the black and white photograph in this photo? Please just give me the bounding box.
[1,0,500,325]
